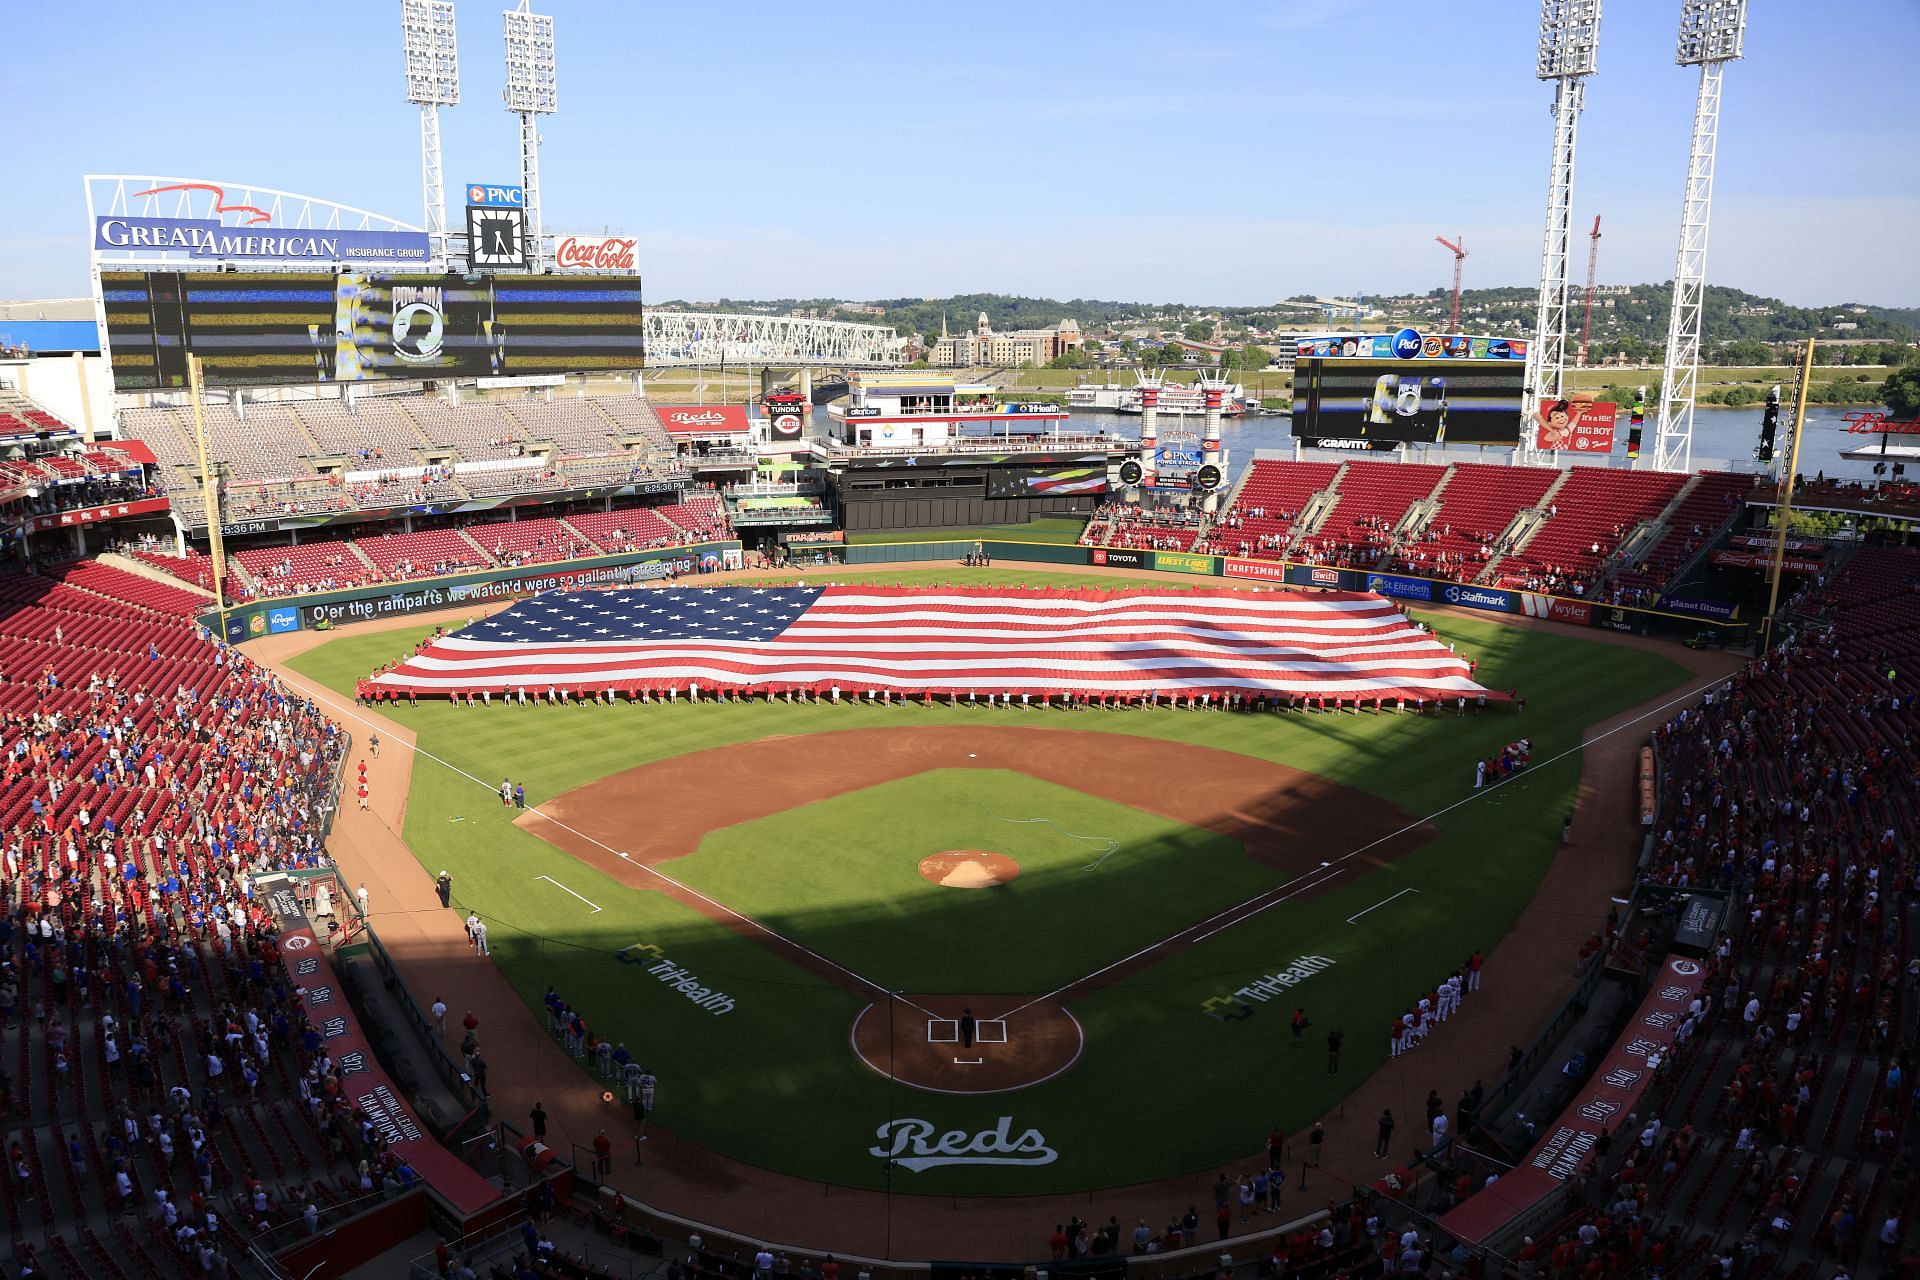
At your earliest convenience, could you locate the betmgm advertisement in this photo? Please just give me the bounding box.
[1290,330,1526,448]
[100,270,645,389]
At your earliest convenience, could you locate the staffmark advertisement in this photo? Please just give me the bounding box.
[1438,583,1514,613]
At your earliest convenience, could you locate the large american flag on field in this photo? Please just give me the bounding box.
[371,586,1489,700]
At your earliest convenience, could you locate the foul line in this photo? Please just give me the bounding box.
[1346,887,1418,925]
[534,875,603,914]
[273,671,937,1018]
[994,671,1733,1022]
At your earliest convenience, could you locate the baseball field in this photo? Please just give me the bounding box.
[287,565,1690,1195]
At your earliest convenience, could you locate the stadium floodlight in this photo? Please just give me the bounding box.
[1524,0,1602,451]
[1536,0,1600,79]
[403,0,460,272]
[503,0,556,271]
[1677,0,1746,64]
[1654,0,1748,473]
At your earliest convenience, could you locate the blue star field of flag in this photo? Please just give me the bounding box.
[468,587,824,644]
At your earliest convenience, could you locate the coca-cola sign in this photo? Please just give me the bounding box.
[554,235,638,271]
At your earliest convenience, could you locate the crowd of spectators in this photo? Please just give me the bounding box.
[1436,544,1920,1278]
[0,562,435,1277]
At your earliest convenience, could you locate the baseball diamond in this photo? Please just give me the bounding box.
[281,567,1694,1195]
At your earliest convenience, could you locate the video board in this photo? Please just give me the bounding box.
[101,271,645,389]
[1290,330,1526,448]
[984,464,1110,499]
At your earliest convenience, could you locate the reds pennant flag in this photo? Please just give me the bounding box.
[372,586,1490,701]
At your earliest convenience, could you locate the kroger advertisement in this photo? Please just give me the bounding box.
[1291,330,1526,448]
[102,270,645,389]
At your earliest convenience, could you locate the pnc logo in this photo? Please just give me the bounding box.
[1391,328,1424,359]
[466,184,525,208]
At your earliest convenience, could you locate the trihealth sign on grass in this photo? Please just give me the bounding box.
[869,1117,1058,1172]
[615,942,735,1014]
[1202,954,1337,1021]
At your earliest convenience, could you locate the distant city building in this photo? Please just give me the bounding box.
[930,313,1083,367]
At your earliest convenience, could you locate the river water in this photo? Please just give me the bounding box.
[809,401,1890,486]
[1055,404,1888,486]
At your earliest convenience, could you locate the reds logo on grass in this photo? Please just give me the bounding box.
[869,1117,1058,1171]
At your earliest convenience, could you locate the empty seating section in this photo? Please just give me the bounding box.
[559,454,651,489]
[0,390,67,435]
[1617,471,1757,594]
[503,397,629,456]
[1402,463,1559,582]
[231,543,379,596]
[584,395,674,452]
[467,516,597,565]
[116,407,200,475]
[397,399,525,461]
[1495,468,1688,591]
[201,404,314,483]
[561,507,682,551]
[46,562,208,617]
[131,548,223,596]
[1299,462,1446,561]
[1213,460,1339,559]
[294,399,425,461]
[352,528,488,580]
[460,464,562,498]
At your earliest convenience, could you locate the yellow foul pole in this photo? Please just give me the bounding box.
[187,354,231,640]
[1760,338,1816,651]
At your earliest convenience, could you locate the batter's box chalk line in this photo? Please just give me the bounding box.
[926,1019,960,1043]
[975,1019,1008,1043]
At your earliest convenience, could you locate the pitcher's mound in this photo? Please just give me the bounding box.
[919,850,1020,889]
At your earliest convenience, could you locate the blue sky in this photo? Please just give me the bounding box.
[6,1,1915,307]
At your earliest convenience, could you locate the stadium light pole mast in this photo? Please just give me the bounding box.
[1653,0,1748,475]
[1525,0,1602,460]
[402,0,461,273]
[503,0,556,273]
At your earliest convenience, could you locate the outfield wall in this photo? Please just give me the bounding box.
[842,539,1751,647]
[204,534,1745,653]
[200,541,741,641]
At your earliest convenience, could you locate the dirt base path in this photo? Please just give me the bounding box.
[248,578,1744,1262]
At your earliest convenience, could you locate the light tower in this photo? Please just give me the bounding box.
[401,0,460,271]
[1525,0,1602,448]
[502,0,556,272]
[1652,0,1747,474]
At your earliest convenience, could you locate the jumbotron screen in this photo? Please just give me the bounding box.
[1289,331,1526,447]
[101,271,646,389]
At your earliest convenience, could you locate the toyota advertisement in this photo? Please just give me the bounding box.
[101,270,646,389]
[1291,330,1526,448]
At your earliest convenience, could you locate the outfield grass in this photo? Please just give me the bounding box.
[286,565,1691,1192]
[668,770,1274,994]
[844,516,1087,546]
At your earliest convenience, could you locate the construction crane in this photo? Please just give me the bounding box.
[1435,235,1467,331]
[1577,215,1602,367]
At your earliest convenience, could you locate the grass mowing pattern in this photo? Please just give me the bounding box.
[287,566,1689,1192]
